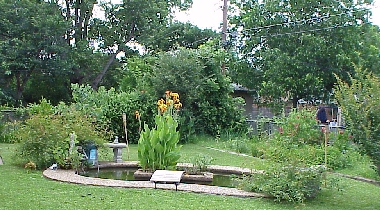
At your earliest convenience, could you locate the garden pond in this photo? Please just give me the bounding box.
[80,168,241,188]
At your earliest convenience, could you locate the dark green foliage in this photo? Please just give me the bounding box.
[23,72,72,105]
[143,21,219,52]
[0,0,70,106]
[229,0,380,108]
[121,46,248,141]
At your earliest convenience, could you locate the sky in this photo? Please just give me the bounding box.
[175,0,380,30]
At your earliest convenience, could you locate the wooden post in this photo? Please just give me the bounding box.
[324,124,328,167]
[122,113,130,160]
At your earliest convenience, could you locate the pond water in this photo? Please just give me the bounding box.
[81,168,241,188]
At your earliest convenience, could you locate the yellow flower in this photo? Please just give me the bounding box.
[174,102,182,110]
[166,100,173,106]
[24,161,36,170]
[170,92,179,99]
[157,98,165,106]
[159,104,167,113]
[135,110,140,119]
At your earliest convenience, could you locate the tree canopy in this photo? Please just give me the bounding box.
[0,0,202,105]
[229,0,380,108]
[0,0,71,105]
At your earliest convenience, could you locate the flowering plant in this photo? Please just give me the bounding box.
[137,91,182,171]
[273,108,322,145]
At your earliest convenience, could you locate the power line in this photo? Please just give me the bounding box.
[260,23,357,38]
[235,7,372,33]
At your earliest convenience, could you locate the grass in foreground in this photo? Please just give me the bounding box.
[1,143,380,210]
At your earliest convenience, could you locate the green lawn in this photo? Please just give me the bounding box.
[1,143,380,210]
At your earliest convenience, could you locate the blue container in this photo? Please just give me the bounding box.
[84,141,97,166]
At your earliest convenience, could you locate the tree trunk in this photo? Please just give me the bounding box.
[15,70,31,106]
[69,66,85,84]
[91,53,117,90]
[292,96,299,108]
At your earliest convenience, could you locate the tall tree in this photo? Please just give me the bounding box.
[0,0,70,105]
[229,0,380,108]
[84,0,193,89]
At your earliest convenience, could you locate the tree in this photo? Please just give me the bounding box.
[120,43,248,139]
[60,0,133,88]
[142,21,219,52]
[0,0,70,106]
[1,0,196,105]
[229,0,380,108]
[334,68,380,175]
[85,0,193,89]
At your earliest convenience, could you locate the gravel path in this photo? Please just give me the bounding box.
[43,163,267,198]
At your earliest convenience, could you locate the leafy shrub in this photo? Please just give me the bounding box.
[71,84,156,144]
[224,134,252,154]
[249,108,362,170]
[272,108,323,145]
[0,106,28,143]
[0,111,8,143]
[185,154,214,174]
[240,165,326,203]
[121,46,248,141]
[334,69,380,175]
[14,100,109,169]
[251,137,361,170]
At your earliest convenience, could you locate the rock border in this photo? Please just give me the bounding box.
[332,172,380,186]
[43,161,268,198]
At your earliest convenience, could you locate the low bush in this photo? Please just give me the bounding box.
[240,164,326,203]
[13,100,109,169]
[223,133,253,154]
[249,108,362,170]
[185,154,214,174]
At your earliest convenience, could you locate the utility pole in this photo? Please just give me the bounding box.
[221,0,228,75]
[222,0,228,44]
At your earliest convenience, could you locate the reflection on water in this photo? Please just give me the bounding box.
[81,168,241,188]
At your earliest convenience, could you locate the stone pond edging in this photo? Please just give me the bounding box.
[42,161,268,198]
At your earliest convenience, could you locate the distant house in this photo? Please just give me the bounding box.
[230,83,253,118]
[231,83,283,120]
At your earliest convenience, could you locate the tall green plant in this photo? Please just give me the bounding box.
[334,68,380,175]
[138,92,182,171]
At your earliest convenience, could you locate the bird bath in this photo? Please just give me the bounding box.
[103,136,127,163]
